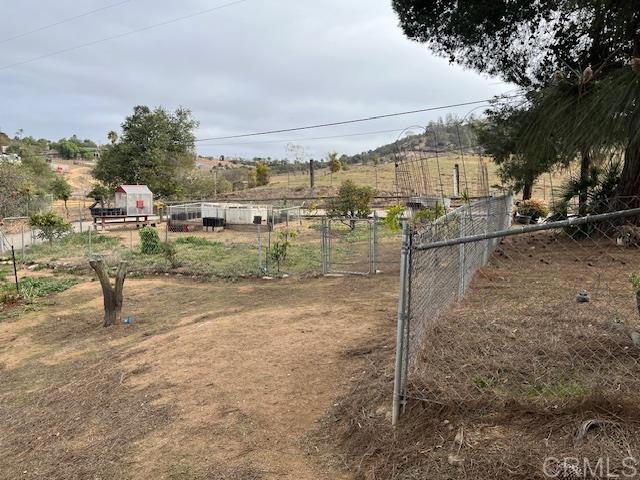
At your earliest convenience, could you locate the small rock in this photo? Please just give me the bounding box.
[610,322,626,333]
[447,454,465,467]
[576,291,591,303]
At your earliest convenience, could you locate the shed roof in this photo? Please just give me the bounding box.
[115,185,153,194]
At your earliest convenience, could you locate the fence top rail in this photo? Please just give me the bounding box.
[413,207,640,251]
[168,203,203,209]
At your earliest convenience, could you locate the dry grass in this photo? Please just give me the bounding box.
[313,234,640,479]
[231,156,575,203]
[0,273,399,479]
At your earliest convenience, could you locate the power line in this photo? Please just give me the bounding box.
[198,128,409,147]
[0,0,133,45]
[0,0,251,71]
[195,94,524,142]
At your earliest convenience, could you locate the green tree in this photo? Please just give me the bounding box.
[52,139,81,159]
[87,183,111,208]
[50,176,72,215]
[392,0,639,87]
[29,212,72,244]
[475,104,556,200]
[93,106,199,198]
[255,162,270,186]
[328,152,342,173]
[327,180,375,229]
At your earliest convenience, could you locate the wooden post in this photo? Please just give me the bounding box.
[89,259,127,327]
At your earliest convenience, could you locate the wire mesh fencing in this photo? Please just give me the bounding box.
[393,195,640,424]
[320,215,402,275]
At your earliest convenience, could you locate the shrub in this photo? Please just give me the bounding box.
[516,199,549,221]
[29,212,72,244]
[269,230,297,273]
[161,242,180,268]
[1,276,78,305]
[383,205,405,232]
[413,203,446,225]
[139,226,161,254]
[327,180,375,229]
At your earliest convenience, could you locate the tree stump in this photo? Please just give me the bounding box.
[89,259,127,327]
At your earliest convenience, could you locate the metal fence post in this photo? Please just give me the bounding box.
[482,197,491,265]
[371,212,378,274]
[458,211,467,298]
[320,217,328,275]
[392,221,411,426]
[257,223,263,273]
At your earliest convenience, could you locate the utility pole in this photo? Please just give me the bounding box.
[213,168,218,199]
[309,159,315,191]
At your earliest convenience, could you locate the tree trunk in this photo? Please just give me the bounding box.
[616,142,640,209]
[522,181,533,200]
[579,152,591,215]
[89,259,127,327]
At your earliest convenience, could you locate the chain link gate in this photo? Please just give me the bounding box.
[320,217,376,275]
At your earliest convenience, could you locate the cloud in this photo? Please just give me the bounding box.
[0,0,513,158]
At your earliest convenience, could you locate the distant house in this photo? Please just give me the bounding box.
[114,185,154,217]
[43,149,62,163]
[0,146,21,164]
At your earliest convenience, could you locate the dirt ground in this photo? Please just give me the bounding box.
[0,273,398,479]
[317,232,640,480]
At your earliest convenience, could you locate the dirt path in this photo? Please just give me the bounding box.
[0,274,398,479]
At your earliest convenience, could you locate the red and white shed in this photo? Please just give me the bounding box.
[114,185,154,217]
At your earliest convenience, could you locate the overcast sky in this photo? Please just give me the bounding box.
[1,0,513,160]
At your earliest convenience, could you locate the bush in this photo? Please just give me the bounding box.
[161,242,180,268]
[29,212,72,244]
[327,180,375,229]
[516,199,549,221]
[139,226,161,254]
[1,276,78,305]
[384,205,405,232]
[413,203,446,225]
[269,230,297,273]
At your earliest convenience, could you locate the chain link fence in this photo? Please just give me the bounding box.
[320,215,402,275]
[393,195,640,424]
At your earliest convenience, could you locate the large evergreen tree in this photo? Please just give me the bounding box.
[93,106,198,198]
[393,0,640,201]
